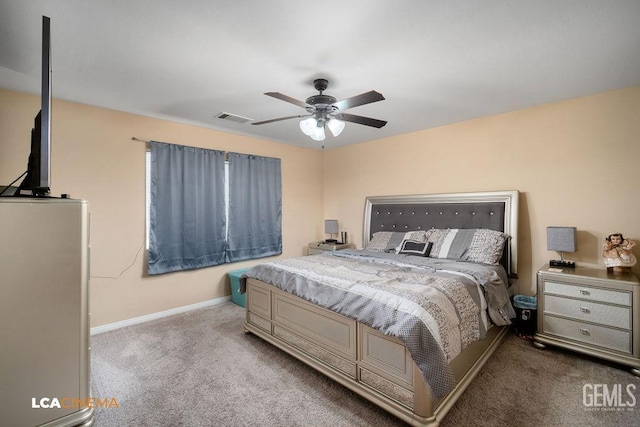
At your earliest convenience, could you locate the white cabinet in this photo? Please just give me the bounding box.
[0,198,94,426]
[534,264,639,376]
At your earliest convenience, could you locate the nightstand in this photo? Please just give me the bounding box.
[534,264,640,376]
[308,241,355,255]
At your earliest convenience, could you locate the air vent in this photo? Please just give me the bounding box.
[215,112,253,124]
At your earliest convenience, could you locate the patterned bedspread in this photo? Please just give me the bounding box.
[240,249,515,398]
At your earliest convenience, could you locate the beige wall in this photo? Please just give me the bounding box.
[0,88,324,326]
[2,86,639,325]
[322,86,640,295]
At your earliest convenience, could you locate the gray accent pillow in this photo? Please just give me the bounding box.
[366,231,429,253]
[428,228,507,265]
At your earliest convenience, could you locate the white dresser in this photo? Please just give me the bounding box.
[534,264,640,376]
[0,198,94,426]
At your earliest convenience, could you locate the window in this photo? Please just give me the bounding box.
[146,151,230,248]
[145,141,281,275]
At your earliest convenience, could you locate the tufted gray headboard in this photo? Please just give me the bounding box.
[363,190,519,277]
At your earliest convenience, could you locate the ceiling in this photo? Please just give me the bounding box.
[1,1,640,150]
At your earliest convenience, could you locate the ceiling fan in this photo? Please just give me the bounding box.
[252,79,387,142]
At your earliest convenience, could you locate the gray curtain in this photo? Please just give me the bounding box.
[148,141,227,275]
[226,152,282,262]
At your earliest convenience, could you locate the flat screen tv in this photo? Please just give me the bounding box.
[16,16,52,197]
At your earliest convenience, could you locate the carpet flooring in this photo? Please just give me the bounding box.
[90,302,640,426]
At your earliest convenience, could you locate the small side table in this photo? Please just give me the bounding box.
[308,241,354,255]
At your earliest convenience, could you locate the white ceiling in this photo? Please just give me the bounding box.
[1,1,640,149]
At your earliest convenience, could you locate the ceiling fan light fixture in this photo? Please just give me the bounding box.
[310,124,325,141]
[257,79,386,145]
[327,118,345,137]
[299,117,316,136]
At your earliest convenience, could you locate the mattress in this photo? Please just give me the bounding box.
[241,249,515,397]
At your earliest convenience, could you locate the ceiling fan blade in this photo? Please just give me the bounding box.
[335,113,387,128]
[332,91,385,111]
[264,92,310,109]
[252,114,309,125]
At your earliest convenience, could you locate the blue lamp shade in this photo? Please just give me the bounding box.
[324,219,339,235]
[547,226,577,252]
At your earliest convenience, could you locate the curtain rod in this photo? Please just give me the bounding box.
[132,137,231,161]
[131,138,277,162]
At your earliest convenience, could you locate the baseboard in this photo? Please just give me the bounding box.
[90,295,232,335]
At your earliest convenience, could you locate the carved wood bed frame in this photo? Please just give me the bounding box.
[243,190,519,426]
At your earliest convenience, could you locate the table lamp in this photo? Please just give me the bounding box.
[547,226,577,268]
[324,219,338,243]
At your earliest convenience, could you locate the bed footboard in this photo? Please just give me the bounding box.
[243,278,508,426]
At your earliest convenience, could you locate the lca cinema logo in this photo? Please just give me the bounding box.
[32,397,119,409]
[583,384,637,411]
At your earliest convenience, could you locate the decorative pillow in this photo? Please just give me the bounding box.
[398,240,433,256]
[365,230,429,252]
[428,228,508,265]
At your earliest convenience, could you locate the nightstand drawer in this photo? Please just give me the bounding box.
[543,315,631,354]
[544,295,631,329]
[544,281,631,306]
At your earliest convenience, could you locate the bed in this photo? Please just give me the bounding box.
[241,190,519,426]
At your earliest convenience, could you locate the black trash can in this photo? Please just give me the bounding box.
[513,295,537,337]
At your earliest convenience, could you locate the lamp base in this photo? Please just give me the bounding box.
[324,239,338,243]
[550,259,575,268]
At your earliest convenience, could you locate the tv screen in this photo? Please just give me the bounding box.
[16,16,51,196]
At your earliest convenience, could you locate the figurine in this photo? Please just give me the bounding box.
[603,233,637,273]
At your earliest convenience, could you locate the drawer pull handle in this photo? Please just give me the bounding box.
[579,289,590,295]
[579,328,590,335]
[580,307,590,313]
